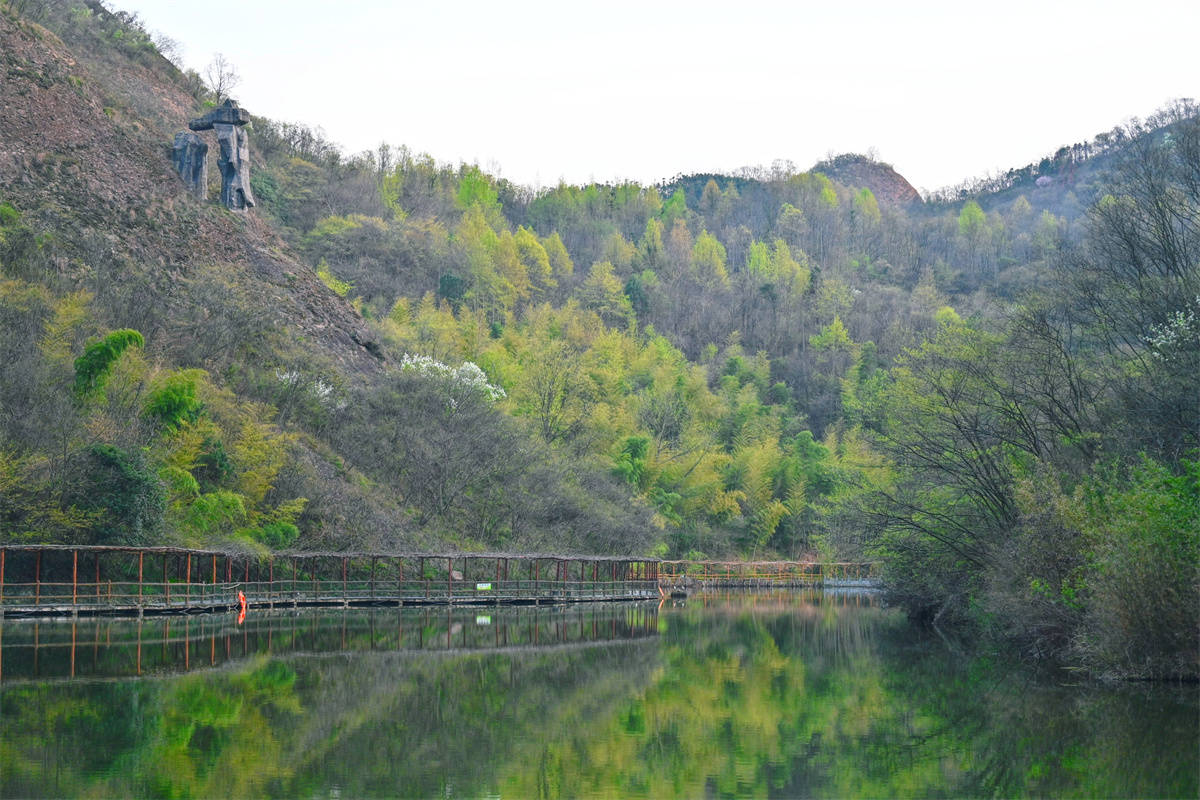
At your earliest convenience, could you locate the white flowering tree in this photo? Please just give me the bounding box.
[398,354,506,404]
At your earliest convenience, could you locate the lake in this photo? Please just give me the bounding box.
[0,592,1195,798]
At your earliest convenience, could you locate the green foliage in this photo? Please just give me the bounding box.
[690,230,728,287]
[78,444,165,545]
[661,188,688,220]
[853,187,881,225]
[193,435,234,492]
[144,370,205,430]
[1072,457,1200,678]
[809,315,854,351]
[182,490,246,536]
[455,165,502,225]
[613,435,650,489]
[315,258,351,297]
[158,465,200,497]
[576,261,634,328]
[934,305,963,326]
[958,199,986,238]
[72,328,143,397]
[240,520,299,548]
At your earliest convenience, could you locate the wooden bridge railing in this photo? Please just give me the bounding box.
[0,546,660,616]
[658,560,881,586]
[0,545,879,617]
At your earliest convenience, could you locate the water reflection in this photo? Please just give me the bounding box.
[0,593,1195,799]
[0,602,659,683]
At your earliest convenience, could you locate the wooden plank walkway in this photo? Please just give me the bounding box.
[0,545,661,617]
[0,545,879,617]
[656,559,881,592]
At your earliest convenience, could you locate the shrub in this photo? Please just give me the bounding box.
[1074,457,1200,679]
[315,258,351,297]
[244,521,299,549]
[193,435,234,492]
[79,444,165,545]
[181,491,246,536]
[73,328,144,397]
[145,370,204,429]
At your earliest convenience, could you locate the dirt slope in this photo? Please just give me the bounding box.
[0,9,381,374]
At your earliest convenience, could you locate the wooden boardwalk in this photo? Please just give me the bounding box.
[657,559,881,592]
[0,545,659,617]
[0,545,878,618]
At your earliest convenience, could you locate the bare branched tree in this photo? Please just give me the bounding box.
[204,52,240,103]
[151,31,183,68]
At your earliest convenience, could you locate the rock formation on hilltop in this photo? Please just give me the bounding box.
[812,153,922,205]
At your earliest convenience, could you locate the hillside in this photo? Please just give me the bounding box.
[1,0,1195,678]
[0,6,381,374]
[0,2,658,557]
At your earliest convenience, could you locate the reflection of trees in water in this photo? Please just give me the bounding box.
[284,639,661,798]
[0,610,661,798]
[0,597,1194,799]
[500,596,1198,799]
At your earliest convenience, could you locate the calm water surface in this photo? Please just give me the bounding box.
[0,593,1195,798]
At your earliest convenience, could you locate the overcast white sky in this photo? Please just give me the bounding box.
[110,0,1196,193]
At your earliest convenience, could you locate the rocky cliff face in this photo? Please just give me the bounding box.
[812,153,922,206]
[0,9,381,374]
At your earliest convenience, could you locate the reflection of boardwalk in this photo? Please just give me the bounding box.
[0,546,660,617]
[0,604,659,684]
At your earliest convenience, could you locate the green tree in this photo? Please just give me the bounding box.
[690,230,729,288]
[576,261,634,329]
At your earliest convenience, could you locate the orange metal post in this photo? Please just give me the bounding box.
[138,551,144,607]
[186,553,191,604]
[72,550,78,608]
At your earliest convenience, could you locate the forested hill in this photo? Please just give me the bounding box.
[2,0,1196,678]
